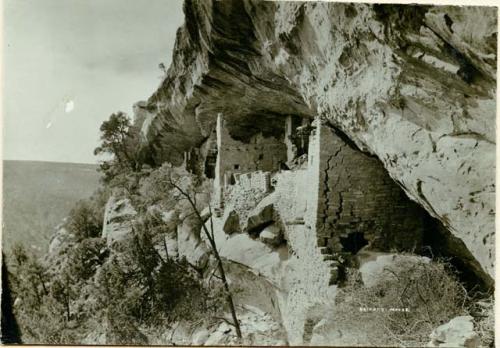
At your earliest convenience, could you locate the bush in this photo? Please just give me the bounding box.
[67,238,107,281]
[15,295,78,344]
[94,216,212,332]
[106,311,148,345]
[8,246,81,344]
[94,111,141,183]
[66,188,109,242]
[66,201,102,241]
[471,296,494,347]
[136,163,179,210]
[334,257,468,347]
[9,245,48,312]
[154,258,209,322]
[136,163,211,213]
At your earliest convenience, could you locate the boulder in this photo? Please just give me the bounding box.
[101,196,137,246]
[246,204,274,233]
[357,252,430,287]
[259,224,283,247]
[427,316,479,348]
[223,210,241,235]
[192,328,210,345]
[177,216,210,269]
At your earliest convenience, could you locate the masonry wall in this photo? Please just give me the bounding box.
[218,131,286,181]
[314,123,425,259]
[214,114,287,208]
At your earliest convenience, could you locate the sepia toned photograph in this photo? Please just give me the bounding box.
[1,0,496,346]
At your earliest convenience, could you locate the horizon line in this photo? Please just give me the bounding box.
[2,158,100,166]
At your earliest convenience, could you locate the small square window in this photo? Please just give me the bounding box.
[234,164,240,170]
[258,154,264,160]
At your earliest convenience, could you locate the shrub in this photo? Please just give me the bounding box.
[154,258,209,322]
[107,310,148,345]
[66,200,102,241]
[136,163,211,212]
[15,295,78,344]
[334,257,468,347]
[8,246,82,344]
[67,238,107,281]
[65,188,109,242]
[471,296,494,347]
[10,243,28,268]
[9,247,48,312]
[137,163,177,209]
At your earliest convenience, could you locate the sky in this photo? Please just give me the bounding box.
[2,0,184,164]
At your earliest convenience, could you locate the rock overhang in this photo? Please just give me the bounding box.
[138,0,496,280]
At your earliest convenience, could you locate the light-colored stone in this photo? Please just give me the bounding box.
[160,209,178,229]
[177,217,210,269]
[357,252,430,287]
[191,328,210,345]
[206,159,336,345]
[259,224,283,247]
[200,206,211,222]
[101,195,137,246]
[427,316,479,348]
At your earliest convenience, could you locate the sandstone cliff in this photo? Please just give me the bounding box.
[139,1,496,280]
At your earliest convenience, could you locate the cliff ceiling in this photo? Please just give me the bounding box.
[139,0,496,278]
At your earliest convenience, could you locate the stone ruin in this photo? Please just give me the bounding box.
[192,113,427,285]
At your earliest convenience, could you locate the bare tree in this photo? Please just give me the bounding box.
[167,175,242,339]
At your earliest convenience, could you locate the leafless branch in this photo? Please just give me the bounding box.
[214,316,237,328]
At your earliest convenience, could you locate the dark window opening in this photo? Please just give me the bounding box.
[340,232,368,254]
[258,154,264,160]
[229,174,236,185]
[204,150,217,179]
[234,164,240,170]
[186,150,203,176]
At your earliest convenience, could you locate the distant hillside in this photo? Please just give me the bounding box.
[2,160,101,255]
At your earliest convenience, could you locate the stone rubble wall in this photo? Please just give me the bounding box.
[215,163,335,344]
[232,171,271,194]
[224,171,273,224]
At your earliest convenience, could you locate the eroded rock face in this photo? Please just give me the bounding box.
[139,1,495,279]
[101,196,137,246]
[177,215,210,269]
